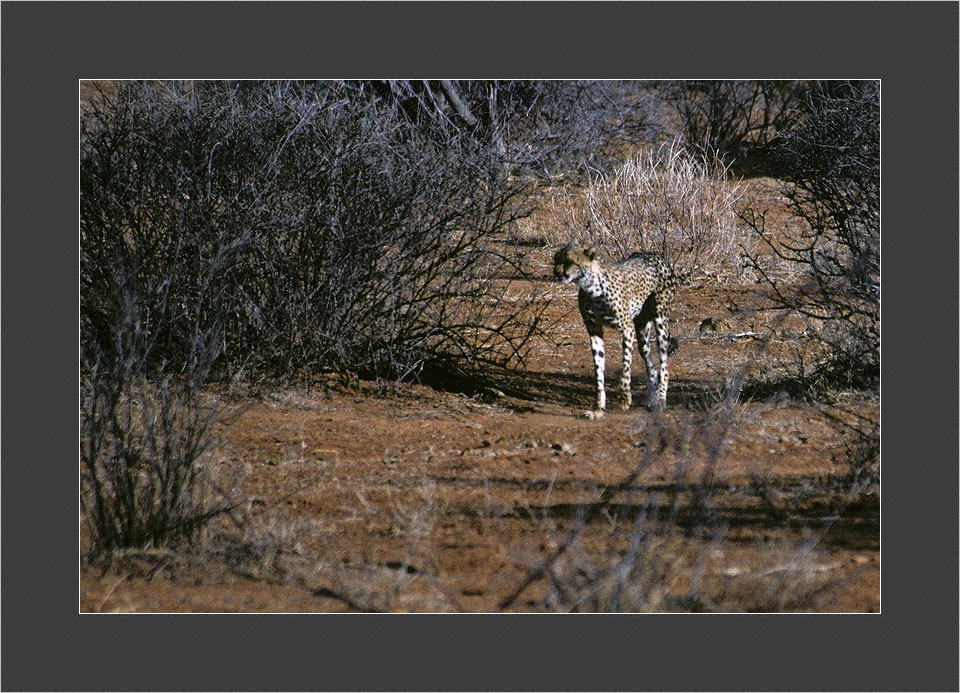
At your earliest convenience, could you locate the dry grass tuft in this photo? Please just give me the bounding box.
[543,141,751,280]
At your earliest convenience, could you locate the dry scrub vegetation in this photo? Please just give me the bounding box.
[81,80,879,613]
[541,141,750,280]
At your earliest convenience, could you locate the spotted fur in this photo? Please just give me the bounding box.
[553,244,679,414]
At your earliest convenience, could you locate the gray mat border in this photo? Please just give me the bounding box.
[2,2,956,691]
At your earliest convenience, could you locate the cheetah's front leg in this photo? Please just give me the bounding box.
[618,323,636,410]
[588,328,606,415]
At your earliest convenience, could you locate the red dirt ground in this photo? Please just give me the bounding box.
[80,240,879,613]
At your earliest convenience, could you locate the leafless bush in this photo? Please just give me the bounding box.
[80,81,553,385]
[535,505,721,613]
[657,80,808,170]
[80,98,244,554]
[358,80,657,182]
[80,371,234,554]
[546,140,748,279]
[741,80,879,391]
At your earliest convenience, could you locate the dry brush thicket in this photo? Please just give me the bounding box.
[742,81,880,392]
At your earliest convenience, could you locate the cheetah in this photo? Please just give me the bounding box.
[553,244,679,415]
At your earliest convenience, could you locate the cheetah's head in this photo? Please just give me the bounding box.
[553,244,599,285]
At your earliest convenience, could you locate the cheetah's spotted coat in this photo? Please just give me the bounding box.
[553,244,679,414]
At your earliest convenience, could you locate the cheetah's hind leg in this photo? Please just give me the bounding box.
[634,315,660,408]
[648,310,672,411]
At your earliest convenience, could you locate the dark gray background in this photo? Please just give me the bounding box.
[3,2,957,691]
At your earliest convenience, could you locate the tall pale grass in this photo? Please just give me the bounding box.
[547,141,750,279]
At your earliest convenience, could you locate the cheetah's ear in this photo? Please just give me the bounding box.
[585,246,599,260]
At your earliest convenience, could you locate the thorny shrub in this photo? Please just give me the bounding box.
[741,80,880,392]
[363,80,658,182]
[80,371,234,554]
[81,81,550,384]
[656,80,809,170]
